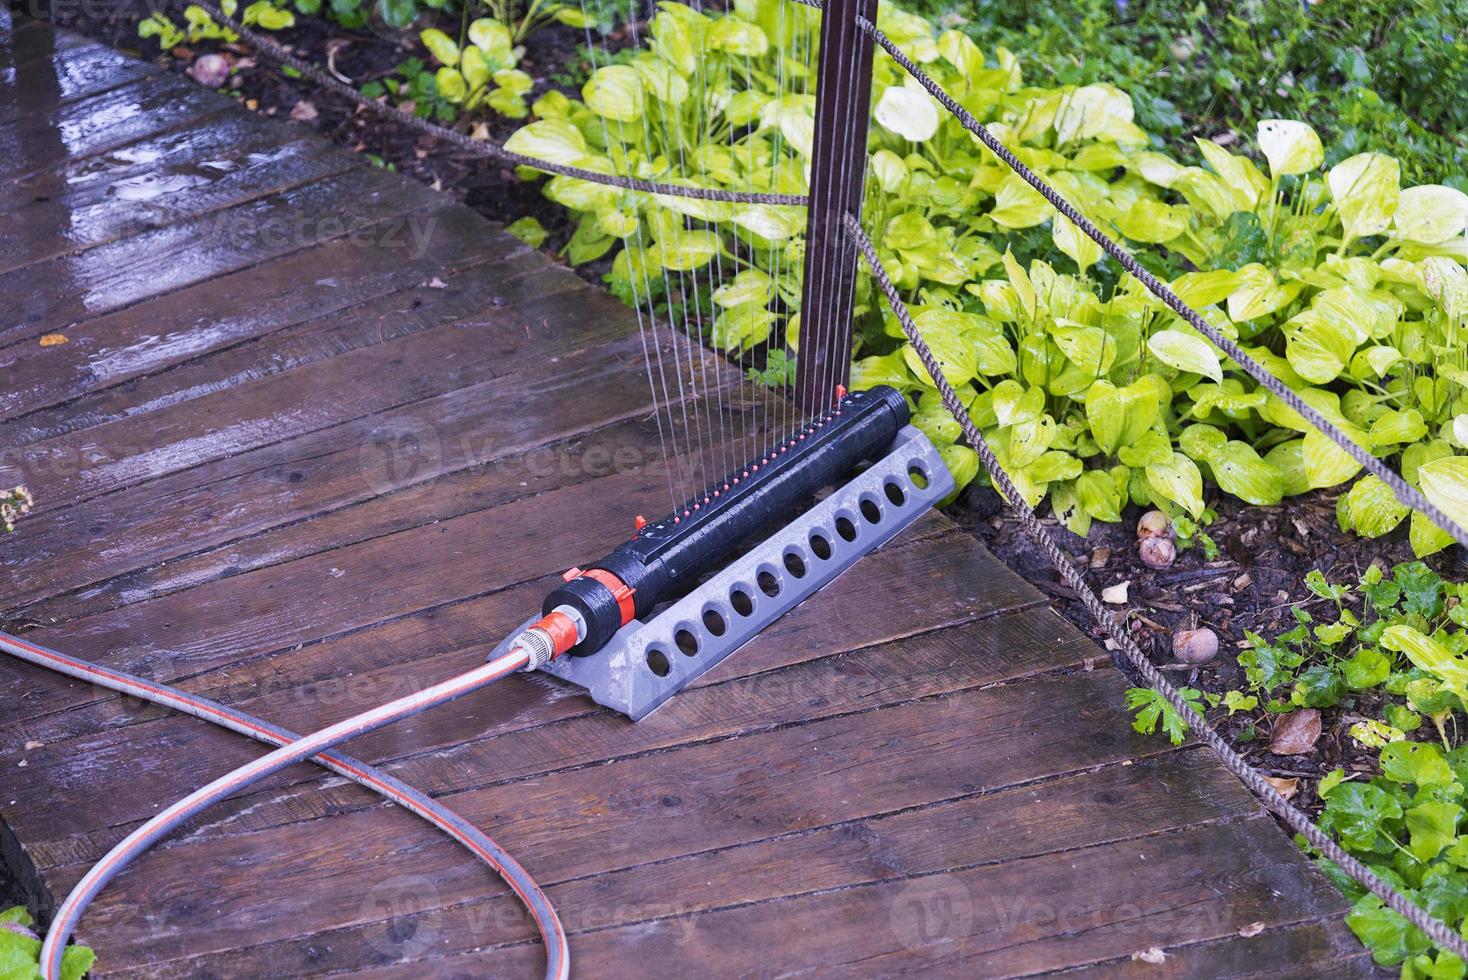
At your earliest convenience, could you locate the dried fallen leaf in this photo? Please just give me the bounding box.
[23,740,42,750]
[1102,580,1130,605]
[1238,921,1266,938]
[291,100,319,122]
[1264,776,1299,800]
[1089,547,1110,569]
[1131,947,1167,964]
[1269,708,1322,755]
[39,333,68,347]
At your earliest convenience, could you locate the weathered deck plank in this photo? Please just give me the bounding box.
[0,16,1360,978]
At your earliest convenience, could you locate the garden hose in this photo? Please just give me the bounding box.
[0,633,565,980]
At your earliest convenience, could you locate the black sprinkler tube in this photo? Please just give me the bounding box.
[544,385,910,655]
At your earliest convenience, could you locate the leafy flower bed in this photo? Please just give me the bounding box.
[1129,561,1468,975]
[502,0,1468,551]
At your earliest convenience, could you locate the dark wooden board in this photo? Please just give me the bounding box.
[0,17,1361,979]
[0,33,157,124]
[0,166,441,349]
[0,73,227,187]
[0,112,360,275]
[0,203,523,432]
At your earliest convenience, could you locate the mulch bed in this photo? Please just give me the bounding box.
[35,1,1468,817]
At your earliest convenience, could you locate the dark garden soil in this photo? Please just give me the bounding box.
[953,479,1468,812]
[33,2,1468,819]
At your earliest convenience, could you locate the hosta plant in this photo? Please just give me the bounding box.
[419,21,537,118]
[504,0,1468,552]
[139,0,297,48]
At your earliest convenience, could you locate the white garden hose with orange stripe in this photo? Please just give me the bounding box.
[0,632,567,980]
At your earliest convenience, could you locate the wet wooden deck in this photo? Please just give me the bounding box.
[0,13,1370,977]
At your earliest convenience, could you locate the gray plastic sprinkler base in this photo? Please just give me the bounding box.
[498,426,953,721]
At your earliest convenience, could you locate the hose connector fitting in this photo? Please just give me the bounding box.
[511,606,584,671]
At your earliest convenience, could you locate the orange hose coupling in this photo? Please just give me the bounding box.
[511,607,586,671]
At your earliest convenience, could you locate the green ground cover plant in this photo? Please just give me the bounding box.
[1126,561,1468,976]
[904,0,1468,187]
[504,0,1468,551]
[0,907,93,980]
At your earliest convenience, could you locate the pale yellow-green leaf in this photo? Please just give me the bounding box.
[1194,137,1266,210]
[712,269,774,308]
[992,381,1043,426]
[1265,439,1311,497]
[1369,409,1428,448]
[1418,456,1468,541]
[1050,320,1114,376]
[1424,257,1468,322]
[902,309,979,386]
[850,350,913,391]
[1146,452,1205,517]
[732,205,801,242]
[913,398,962,447]
[1350,345,1404,380]
[1174,167,1239,221]
[1328,152,1401,240]
[1054,84,1138,146]
[870,150,908,193]
[1085,379,1160,455]
[1008,415,1057,468]
[468,19,514,67]
[1171,269,1240,308]
[583,65,644,123]
[711,303,776,352]
[1382,626,1468,704]
[420,27,460,67]
[939,445,980,503]
[459,46,491,90]
[434,67,468,104]
[1349,720,1405,749]
[648,230,720,271]
[503,118,589,166]
[595,206,638,238]
[706,18,768,56]
[1029,450,1082,483]
[1303,425,1367,489]
[1002,249,1036,320]
[989,174,1053,229]
[1257,119,1323,177]
[1052,215,1102,274]
[1394,185,1468,244]
[1148,329,1222,382]
[1211,441,1283,505]
[552,5,596,28]
[874,80,940,142]
[937,29,985,78]
[1345,475,1409,537]
[1133,151,1186,188]
[1227,263,1296,322]
[1284,310,1356,384]
[634,59,689,104]
[1113,198,1188,243]
[1411,510,1456,558]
